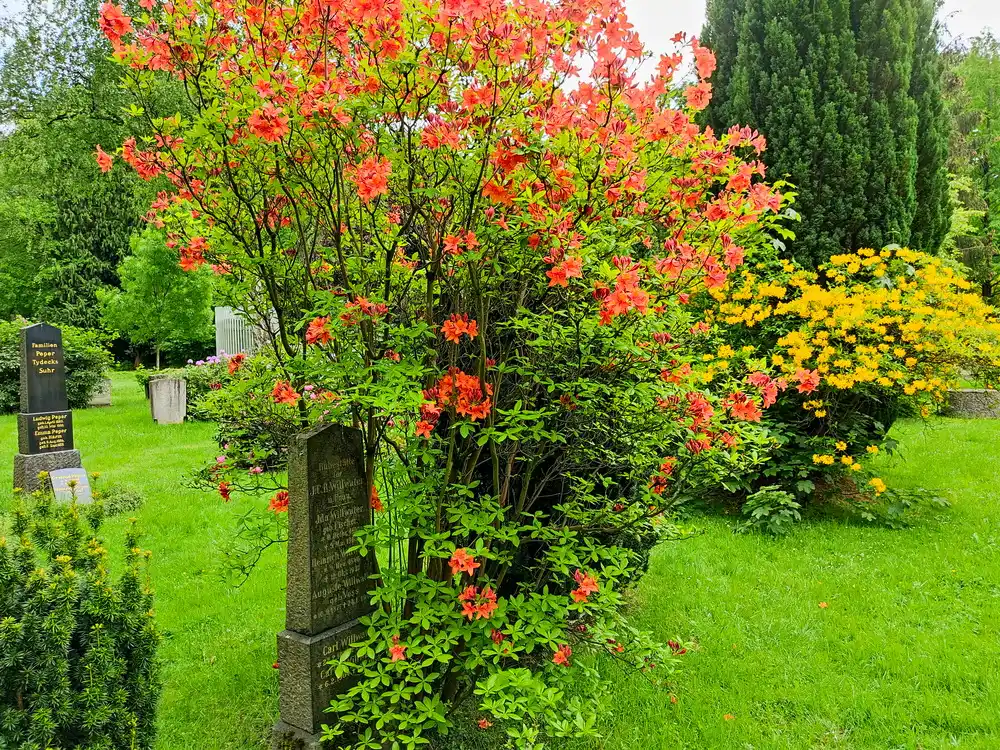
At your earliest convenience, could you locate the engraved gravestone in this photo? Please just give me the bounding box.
[13,324,84,493]
[272,423,376,750]
[49,468,93,504]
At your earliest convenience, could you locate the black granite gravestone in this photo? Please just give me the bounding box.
[13,324,83,493]
[272,423,376,750]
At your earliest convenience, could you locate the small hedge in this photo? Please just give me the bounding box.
[0,319,112,414]
[0,484,161,749]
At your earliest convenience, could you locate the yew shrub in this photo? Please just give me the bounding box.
[102,0,790,744]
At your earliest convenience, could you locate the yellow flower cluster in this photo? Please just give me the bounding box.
[718,247,1000,403]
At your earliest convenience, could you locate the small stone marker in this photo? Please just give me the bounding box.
[13,324,84,493]
[89,378,112,407]
[945,389,1000,419]
[49,468,93,504]
[149,377,187,424]
[272,423,375,750]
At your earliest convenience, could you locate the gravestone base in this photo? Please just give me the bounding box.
[271,720,325,750]
[14,449,82,493]
[276,620,366,738]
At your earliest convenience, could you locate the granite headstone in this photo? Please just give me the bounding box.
[272,423,375,750]
[13,324,83,493]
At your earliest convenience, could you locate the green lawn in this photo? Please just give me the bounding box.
[3,375,1000,749]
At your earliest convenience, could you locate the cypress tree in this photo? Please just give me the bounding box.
[704,0,951,264]
[910,0,952,251]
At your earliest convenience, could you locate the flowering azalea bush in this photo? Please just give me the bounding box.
[695,246,1000,518]
[101,0,792,744]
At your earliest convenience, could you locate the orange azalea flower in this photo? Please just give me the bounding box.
[98,2,132,44]
[218,481,232,502]
[271,380,300,406]
[388,635,406,662]
[227,353,246,375]
[441,313,478,343]
[268,490,289,513]
[348,156,392,204]
[370,486,384,512]
[571,570,599,603]
[794,369,820,394]
[449,548,480,576]
[95,145,113,173]
[247,104,289,142]
[552,644,572,666]
[477,718,493,729]
[305,316,332,345]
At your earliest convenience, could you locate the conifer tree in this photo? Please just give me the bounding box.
[704,0,950,264]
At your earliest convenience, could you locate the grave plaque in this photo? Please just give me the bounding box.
[273,423,376,750]
[49,468,93,504]
[13,324,83,493]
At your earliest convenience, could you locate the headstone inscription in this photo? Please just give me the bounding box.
[13,324,83,493]
[272,423,376,750]
[49,468,93,504]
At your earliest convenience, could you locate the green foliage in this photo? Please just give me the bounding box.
[99,229,214,367]
[0,0,181,326]
[193,353,306,469]
[942,34,1000,298]
[0,318,112,414]
[0,481,161,750]
[704,0,951,264]
[735,486,802,536]
[96,482,147,518]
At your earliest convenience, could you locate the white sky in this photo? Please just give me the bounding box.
[625,0,1000,55]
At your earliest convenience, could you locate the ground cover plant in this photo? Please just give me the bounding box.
[99,0,795,744]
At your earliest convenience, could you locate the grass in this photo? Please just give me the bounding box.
[3,375,1000,749]
[0,372,284,750]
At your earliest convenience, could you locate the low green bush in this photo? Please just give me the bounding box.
[0,482,161,749]
[0,318,112,414]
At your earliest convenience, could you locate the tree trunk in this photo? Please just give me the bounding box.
[155,345,161,370]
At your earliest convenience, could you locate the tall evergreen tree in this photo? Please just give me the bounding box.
[704,0,950,265]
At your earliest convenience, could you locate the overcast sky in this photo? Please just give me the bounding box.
[3,0,998,51]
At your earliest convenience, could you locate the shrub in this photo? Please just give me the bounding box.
[0,318,112,414]
[106,1,790,744]
[98,482,147,517]
[0,480,161,749]
[194,352,302,471]
[697,245,1000,515]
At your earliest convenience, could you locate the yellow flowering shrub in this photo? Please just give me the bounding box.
[696,246,1000,516]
